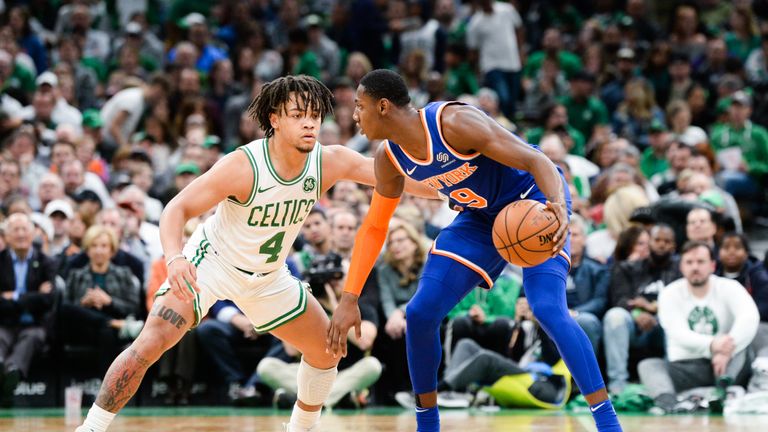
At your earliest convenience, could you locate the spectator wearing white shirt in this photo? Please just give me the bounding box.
[60,159,112,209]
[31,72,82,128]
[100,74,171,153]
[638,241,760,413]
[117,185,163,262]
[466,0,525,118]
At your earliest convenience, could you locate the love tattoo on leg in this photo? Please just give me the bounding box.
[150,303,188,329]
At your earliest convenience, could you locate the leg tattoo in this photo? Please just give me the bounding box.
[95,348,153,412]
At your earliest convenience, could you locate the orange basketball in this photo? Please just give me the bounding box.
[492,199,560,267]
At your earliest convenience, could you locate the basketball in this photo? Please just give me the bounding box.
[492,200,560,267]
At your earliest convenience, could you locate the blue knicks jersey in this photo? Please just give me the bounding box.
[385,101,538,217]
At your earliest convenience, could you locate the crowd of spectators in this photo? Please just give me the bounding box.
[0,0,768,413]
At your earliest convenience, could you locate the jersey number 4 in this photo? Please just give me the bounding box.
[260,231,285,263]
[449,188,487,208]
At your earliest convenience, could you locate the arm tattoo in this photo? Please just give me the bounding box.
[95,348,152,412]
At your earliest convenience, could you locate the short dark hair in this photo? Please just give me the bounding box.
[359,69,410,107]
[149,73,172,94]
[651,222,674,236]
[308,207,327,220]
[720,232,751,255]
[247,75,334,138]
[288,28,309,45]
[680,240,714,260]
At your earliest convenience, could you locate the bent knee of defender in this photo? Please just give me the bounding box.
[405,302,441,331]
[302,350,338,370]
[132,326,178,362]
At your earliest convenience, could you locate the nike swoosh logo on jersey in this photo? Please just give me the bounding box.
[257,185,276,193]
[406,166,417,175]
[590,402,606,412]
[520,184,535,199]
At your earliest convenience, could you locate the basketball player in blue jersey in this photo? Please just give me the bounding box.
[328,70,622,432]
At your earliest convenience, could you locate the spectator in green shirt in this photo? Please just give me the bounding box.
[446,274,520,357]
[640,119,671,179]
[288,28,321,80]
[523,28,583,80]
[443,43,478,98]
[723,8,761,62]
[526,103,586,156]
[710,91,768,206]
[559,70,609,144]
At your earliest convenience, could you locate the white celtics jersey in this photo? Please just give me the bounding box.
[203,138,322,274]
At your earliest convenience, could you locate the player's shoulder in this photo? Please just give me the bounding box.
[319,143,351,162]
[440,103,494,140]
[206,145,254,177]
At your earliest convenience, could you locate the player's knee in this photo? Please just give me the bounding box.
[527,299,568,328]
[297,358,337,406]
[302,350,338,370]
[405,302,440,331]
[133,326,174,361]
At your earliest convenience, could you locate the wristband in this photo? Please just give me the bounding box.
[166,254,187,267]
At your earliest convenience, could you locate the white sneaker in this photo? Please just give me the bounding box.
[118,315,144,339]
[282,423,319,432]
[437,391,472,409]
[395,391,416,409]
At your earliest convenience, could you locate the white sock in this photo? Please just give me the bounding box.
[289,403,321,431]
[78,404,116,432]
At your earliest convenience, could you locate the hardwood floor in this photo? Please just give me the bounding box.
[2,410,766,432]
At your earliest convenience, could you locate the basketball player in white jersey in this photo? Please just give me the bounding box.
[76,75,436,432]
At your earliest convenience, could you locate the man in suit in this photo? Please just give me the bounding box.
[0,212,57,406]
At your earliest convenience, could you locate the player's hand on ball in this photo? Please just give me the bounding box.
[168,258,199,303]
[546,200,569,257]
[327,292,362,358]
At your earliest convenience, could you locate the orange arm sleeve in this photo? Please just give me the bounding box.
[343,191,401,296]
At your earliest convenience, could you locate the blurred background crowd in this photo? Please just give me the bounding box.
[0,0,768,414]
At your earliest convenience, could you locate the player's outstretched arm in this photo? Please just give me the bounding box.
[323,144,439,199]
[327,146,404,358]
[159,151,252,303]
[441,106,569,256]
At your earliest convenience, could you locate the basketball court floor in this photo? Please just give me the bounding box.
[2,408,765,431]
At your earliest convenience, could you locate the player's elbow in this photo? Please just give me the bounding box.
[159,197,189,227]
[526,150,554,173]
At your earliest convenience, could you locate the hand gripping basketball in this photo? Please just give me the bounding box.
[492,199,568,267]
[546,200,569,256]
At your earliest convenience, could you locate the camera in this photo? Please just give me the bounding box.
[303,252,344,297]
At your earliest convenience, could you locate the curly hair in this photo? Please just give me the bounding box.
[247,75,334,138]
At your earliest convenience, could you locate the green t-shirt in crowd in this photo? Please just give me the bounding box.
[559,94,609,141]
[523,51,583,80]
[445,62,479,98]
[293,51,321,80]
[526,125,586,157]
[710,121,768,177]
[447,275,521,322]
[640,147,669,179]
[10,63,36,94]
[724,32,761,62]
